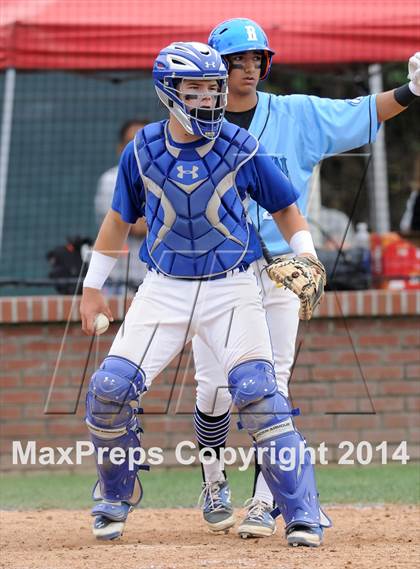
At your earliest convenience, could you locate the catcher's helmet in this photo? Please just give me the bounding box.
[153,42,228,140]
[208,18,275,80]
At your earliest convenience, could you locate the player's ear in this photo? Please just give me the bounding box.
[222,55,232,74]
[260,51,270,80]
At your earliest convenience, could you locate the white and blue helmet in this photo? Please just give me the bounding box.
[208,18,275,80]
[153,42,228,139]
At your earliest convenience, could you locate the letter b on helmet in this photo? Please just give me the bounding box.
[208,18,275,80]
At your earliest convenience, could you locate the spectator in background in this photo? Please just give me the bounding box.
[315,207,355,250]
[94,119,148,293]
[306,164,355,250]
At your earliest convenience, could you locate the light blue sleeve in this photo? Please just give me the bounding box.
[283,94,379,167]
[241,144,299,213]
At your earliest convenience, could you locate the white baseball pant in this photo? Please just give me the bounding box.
[193,257,300,415]
[108,267,274,388]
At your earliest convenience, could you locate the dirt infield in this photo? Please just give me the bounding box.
[1,505,419,569]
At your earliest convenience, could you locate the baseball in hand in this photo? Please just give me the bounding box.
[94,313,110,335]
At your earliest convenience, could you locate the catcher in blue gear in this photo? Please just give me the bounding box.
[80,41,324,542]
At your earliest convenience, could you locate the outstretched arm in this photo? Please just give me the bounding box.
[376,52,420,122]
[376,90,408,122]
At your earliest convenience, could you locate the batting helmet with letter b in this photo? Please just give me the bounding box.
[208,18,275,80]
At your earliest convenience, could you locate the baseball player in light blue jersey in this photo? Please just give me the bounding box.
[192,18,420,546]
[80,41,327,542]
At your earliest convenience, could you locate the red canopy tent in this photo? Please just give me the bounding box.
[0,0,418,242]
[1,0,419,70]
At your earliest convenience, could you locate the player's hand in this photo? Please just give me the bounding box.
[408,52,420,96]
[266,255,326,320]
[80,287,114,336]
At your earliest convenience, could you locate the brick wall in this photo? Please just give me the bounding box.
[1,291,419,471]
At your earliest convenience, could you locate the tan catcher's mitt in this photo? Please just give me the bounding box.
[266,255,327,320]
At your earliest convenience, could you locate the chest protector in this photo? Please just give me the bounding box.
[134,121,258,278]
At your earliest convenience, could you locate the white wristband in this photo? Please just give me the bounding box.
[289,230,317,258]
[83,251,118,290]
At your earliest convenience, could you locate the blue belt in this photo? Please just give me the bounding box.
[148,263,249,281]
[199,263,249,281]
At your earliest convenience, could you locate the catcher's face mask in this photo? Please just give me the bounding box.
[153,42,228,140]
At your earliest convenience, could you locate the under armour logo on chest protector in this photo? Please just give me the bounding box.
[135,120,257,278]
[169,161,208,193]
[177,164,199,179]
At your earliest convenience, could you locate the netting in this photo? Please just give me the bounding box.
[1,1,419,295]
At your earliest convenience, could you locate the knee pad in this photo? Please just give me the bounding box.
[228,360,290,434]
[228,359,277,408]
[86,355,145,437]
[85,356,147,504]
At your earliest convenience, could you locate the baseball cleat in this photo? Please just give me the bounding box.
[286,525,324,547]
[91,500,132,540]
[198,479,235,532]
[237,498,276,539]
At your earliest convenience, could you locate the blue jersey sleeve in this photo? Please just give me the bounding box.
[111,141,145,223]
[240,143,300,212]
[281,94,379,167]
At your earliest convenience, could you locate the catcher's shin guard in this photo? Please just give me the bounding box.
[85,356,148,504]
[228,360,331,533]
